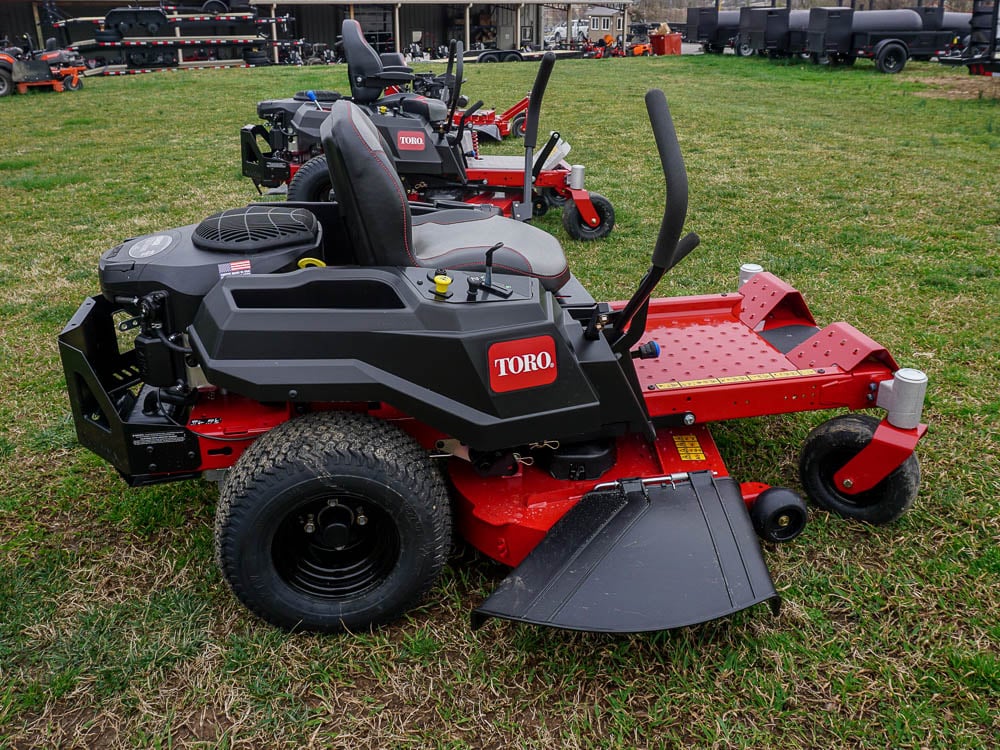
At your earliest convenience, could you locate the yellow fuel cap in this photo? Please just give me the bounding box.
[433,274,452,295]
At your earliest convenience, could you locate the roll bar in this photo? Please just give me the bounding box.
[445,41,464,133]
[523,52,555,149]
[515,52,557,221]
[611,90,699,352]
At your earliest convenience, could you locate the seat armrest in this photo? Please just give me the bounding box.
[366,71,414,85]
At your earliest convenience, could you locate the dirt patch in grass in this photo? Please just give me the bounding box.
[910,75,1000,100]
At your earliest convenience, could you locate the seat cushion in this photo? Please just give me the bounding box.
[412,212,570,291]
[380,93,448,124]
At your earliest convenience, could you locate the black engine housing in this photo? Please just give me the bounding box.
[99,205,323,331]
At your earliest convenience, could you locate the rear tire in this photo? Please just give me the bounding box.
[561,192,615,241]
[799,414,919,525]
[735,40,754,57]
[0,70,12,97]
[875,43,906,74]
[215,412,452,633]
[480,52,500,63]
[501,52,520,63]
[287,155,336,202]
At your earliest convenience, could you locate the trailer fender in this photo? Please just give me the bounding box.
[871,38,909,58]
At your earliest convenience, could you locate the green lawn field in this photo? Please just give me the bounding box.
[0,55,997,748]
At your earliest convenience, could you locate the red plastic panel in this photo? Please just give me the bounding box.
[189,391,293,470]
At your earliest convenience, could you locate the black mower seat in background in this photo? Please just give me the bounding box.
[340,20,446,123]
[342,19,414,105]
[321,100,570,292]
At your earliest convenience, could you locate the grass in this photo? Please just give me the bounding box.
[1,55,998,748]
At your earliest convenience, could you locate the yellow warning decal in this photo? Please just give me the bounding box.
[653,369,821,391]
[673,434,706,461]
[679,377,721,388]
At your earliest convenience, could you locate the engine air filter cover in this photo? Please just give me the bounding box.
[193,206,320,254]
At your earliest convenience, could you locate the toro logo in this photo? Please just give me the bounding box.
[488,336,558,393]
[396,130,426,151]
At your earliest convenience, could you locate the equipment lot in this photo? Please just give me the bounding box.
[0,55,997,747]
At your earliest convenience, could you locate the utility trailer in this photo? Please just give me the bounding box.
[805,7,970,73]
[938,0,1000,76]
[684,7,740,54]
[55,4,296,71]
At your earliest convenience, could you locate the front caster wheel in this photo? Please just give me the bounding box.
[215,412,452,632]
[510,112,527,138]
[561,192,615,241]
[751,488,808,543]
[799,414,919,525]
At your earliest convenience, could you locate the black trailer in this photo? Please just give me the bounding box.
[938,0,999,76]
[55,5,297,71]
[805,7,970,73]
[734,7,756,57]
[745,7,811,59]
[684,8,740,54]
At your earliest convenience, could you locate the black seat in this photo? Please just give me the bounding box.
[341,20,448,123]
[342,19,414,104]
[320,99,570,292]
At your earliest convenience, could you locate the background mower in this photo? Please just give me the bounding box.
[0,35,86,96]
[385,45,531,141]
[60,83,927,636]
[241,21,615,241]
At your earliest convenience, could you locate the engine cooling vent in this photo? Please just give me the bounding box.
[192,206,319,254]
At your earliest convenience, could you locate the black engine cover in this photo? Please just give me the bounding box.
[99,206,322,331]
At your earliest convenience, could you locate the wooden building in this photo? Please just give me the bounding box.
[6,1,633,56]
[247,1,634,54]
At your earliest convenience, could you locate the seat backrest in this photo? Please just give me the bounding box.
[320,100,417,267]
[342,19,386,104]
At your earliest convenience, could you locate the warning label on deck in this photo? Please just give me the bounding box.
[673,434,706,461]
[654,369,819,391]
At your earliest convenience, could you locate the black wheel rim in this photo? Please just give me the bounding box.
[568,199,612,239]
[764,506,806,541]
[272,489,401,599]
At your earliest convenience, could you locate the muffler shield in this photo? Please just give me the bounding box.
[472,471,779,633]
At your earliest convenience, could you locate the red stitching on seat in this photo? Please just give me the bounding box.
[344,105,417,265]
